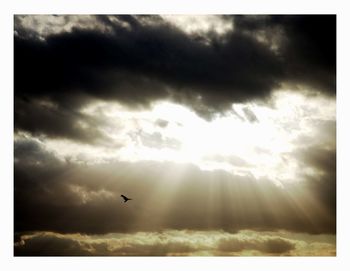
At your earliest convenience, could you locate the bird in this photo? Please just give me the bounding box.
[121,194,132,203]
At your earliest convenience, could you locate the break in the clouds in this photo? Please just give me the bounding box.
[14,15,336,256]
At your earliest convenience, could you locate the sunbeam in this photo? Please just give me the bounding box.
[14,14,336,256]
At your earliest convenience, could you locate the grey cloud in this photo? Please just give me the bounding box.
[15,98,120,147]
[293,119,335,148]
[242,107,259,123]
[155,119,169,128]
[217,236,295,254]
[108,240,196,256]
[15,232,92,256]
[138,131,181,149]
[299,146,336,174]
[290,145,336,217]
[14,137,60,166]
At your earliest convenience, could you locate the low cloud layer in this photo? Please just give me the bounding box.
[14,230,335,256]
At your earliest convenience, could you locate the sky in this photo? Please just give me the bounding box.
[14,15,336,256]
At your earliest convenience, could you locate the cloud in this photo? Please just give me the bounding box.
[14,137,335,235]
[14,232,93,256]
[13,16,336,254]
[242,107,259,123]
[233,15,336,94]
[288,144,336,217]
[14,231,201,256]
[155,119,169,128]
[14,15,111,39]
[15,98,120,147]
[137,131,181,150]
[14,137,61,166]
[15,15,334,123]
[14,230,335,256]
[217,235,295,254]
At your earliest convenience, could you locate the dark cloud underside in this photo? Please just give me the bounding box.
[14,15,335,126]
[234,15,336,93]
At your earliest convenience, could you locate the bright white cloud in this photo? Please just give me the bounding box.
[161,15,234,37]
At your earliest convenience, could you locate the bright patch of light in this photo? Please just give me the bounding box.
[21,90,335,185]
[161,15,233,36]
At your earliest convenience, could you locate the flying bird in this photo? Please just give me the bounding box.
[121,194,132,203]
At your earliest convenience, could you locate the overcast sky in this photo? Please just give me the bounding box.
[14,15,336,256]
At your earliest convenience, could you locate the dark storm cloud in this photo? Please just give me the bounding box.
[16,16,335,97]
[279,16,336,93]
[14,16,276,117]
[14,138,335,235]
[234,15,336,94]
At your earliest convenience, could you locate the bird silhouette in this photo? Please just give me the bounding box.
[121,194,132,203]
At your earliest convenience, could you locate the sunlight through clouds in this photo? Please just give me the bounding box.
[20,89,335,186]
[14,15,336,256]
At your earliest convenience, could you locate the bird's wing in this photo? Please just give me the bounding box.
[121,195,127,200]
